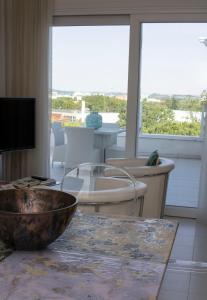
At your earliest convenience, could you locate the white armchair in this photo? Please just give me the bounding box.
[61,163,147,217]
[64,127,100,172]
[106,157,175,218]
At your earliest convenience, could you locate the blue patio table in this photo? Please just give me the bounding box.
[0,212,177,300]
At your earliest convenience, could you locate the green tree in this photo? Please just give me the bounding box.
[118,107,127,127]
[52,97,81,110]
[177,97,202,112]
[201,90,207,103]
[165,97,178,110]
[83,95,126,113]
[141,100,200,136]
[141,100,174,134]
[63,120,82,127]
[165,96,202,112]
[52,94,201,136]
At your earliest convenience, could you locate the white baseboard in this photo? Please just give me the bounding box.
[164,205,197,218]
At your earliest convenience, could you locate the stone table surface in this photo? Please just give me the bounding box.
[0,212,178,300]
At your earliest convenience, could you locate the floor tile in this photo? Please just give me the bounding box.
[173,234,195,247]
[160,269,190,292]
[171,244,194,260]
[188,292,207,300]
[194,222,207,237]
[158,290,188,300]
[166,217,196,228]
[189,273,207,294]
[193,237,207,261]
[166,158,200,208]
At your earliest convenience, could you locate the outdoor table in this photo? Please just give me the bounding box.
[94,128,125,162]
[0,212,178,300]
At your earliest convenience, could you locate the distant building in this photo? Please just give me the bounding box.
[52,91,58,99]
[72,92,91,100]
[115,94,127,100]
[52,89,74,99]
[147,98,162,103]
[51,110,119,124]
[173,110,201,122]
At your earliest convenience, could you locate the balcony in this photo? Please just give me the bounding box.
[50,131,202,211]
[108,133,202,208]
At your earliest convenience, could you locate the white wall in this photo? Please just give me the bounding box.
[114,133,203,158]
[138,135,203,158]
[54,0,207,15]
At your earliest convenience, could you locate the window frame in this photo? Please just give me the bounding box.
[52,13,207,158]
[128,14,207,156]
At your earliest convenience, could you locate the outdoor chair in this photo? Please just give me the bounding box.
[64,127,101,172]
[51,122,66,167]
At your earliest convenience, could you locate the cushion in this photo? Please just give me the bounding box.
[146,150,160,166]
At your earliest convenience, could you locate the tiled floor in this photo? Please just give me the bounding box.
[159,217,207,300]
[166,158,201,208]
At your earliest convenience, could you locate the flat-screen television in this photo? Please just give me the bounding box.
[0,98,35,152]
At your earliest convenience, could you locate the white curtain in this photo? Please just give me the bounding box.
[198,103,207,223]
[0,0,53,181]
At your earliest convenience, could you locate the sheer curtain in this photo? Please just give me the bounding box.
[198,103,207,224]
[0,0,53,181]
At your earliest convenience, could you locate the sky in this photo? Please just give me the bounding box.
[52,23,207,96]
[52,26,129,94]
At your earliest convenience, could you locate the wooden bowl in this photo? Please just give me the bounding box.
[0,188,77,250]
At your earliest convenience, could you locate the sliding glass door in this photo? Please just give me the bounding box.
[51,14,207,218]
[131,17,207,217]
[51,18,129,180]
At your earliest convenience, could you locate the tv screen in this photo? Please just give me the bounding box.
[0,98,35,151]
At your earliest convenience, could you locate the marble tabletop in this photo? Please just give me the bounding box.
[51,212,177,264]
[0,212,178,300]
